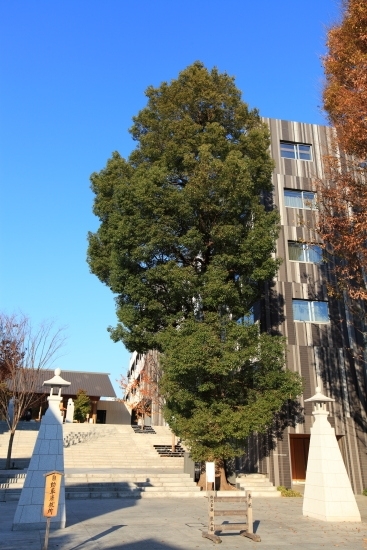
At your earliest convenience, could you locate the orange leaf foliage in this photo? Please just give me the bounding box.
[315,149,367,301]
[323,0,367,159]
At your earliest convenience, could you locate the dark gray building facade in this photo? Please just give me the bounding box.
[246,118,367,493]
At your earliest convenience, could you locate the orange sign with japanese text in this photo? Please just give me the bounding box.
[43,471,63,517]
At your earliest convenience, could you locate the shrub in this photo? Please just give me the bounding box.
[277,485,302,497]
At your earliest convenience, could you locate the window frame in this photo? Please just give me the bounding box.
[288,241,323,264]
[292,299,329,323]
[280,141,313,161]
[284,189,316,210]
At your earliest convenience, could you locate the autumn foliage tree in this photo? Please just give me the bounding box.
[316,154,367,302]
[316,1,367,307]
[323,0,367,160]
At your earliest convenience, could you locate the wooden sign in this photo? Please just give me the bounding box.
[43,471,63,517]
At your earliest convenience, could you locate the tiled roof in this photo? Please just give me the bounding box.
[38,370,116,398]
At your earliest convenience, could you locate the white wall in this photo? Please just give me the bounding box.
[97,400,131,424]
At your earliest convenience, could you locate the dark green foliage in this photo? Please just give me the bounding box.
[159,315,302,461]
[74,390,91,423]
[88,62,303,462]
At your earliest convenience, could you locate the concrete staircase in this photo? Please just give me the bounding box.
[63,424,184,469]
[66,472,201,499]
[0,471,26,502]
[0,422,39,470]
[0,422,202,499]
[236,473,281,497]
[0,470,202,500]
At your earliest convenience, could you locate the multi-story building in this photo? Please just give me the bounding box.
[125,350,164,426]
[245,118,367,493]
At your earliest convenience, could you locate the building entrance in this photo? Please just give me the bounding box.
[290,434,310,481]
[96,409,106,424]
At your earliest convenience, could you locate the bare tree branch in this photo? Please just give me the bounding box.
[0,312,67,469]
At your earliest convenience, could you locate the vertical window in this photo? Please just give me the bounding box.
[280,141,312,161]
[284,189,316,209]
[237,303,259,326]
[292,300,329,322]
[288,242,322,263]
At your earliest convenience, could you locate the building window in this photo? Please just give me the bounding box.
[280,141,312,161]
[292,300,329,323]
[237,302,259,326]
[284,189,316,209]
[288,242,322,263]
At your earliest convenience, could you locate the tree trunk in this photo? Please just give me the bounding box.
[217,464,235,491]
[197,471,214,491]
[6,430,15,470]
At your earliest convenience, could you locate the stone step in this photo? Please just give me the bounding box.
[140,491,203,498]
[236,475,281,498]
[242,486,279,492]
[137,483,200,493]
[65,491,139,500]
[237,479,274,487]
[240,473,267,479]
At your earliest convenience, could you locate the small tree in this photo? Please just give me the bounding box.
[0,313,66,469]
[159,317,302,489]
[73,390,91,423]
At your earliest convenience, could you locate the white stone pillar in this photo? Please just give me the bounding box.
[302,387,361,522]
[65,398,74,423]
[12,369,71,531]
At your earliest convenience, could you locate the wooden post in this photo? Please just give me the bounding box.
[42,517,51,550]
[240,492,261,542]
[202,492,221,544]
[42,471,64,550]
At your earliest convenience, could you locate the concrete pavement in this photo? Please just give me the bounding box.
[1,495,367,549]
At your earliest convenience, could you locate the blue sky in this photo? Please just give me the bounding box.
[0,0,340,396]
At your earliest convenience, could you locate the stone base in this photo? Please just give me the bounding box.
[303,511,361,523]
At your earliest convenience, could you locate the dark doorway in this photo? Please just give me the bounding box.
[96,410,106,424]
[290,434,310,481]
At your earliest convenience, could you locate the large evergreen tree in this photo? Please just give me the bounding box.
[87,62,302,485]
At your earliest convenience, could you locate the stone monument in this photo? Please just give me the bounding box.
[12,368,71,531]
[65,398,74,423]
[302,386,361,522]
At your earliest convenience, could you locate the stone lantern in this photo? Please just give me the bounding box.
[13,369,70,531]
[43,368,71,420]
[302,386,361,522]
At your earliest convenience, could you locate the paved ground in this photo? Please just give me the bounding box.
[2,495,367,549]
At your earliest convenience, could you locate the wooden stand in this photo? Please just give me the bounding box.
[202,491,261,544]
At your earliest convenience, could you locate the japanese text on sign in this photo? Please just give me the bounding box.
[43,472,63,517]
